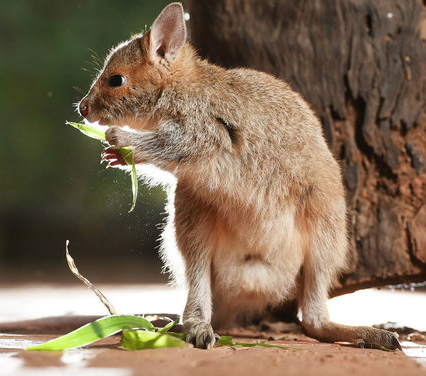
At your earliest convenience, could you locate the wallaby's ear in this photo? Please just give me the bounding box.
[149,3,186,62]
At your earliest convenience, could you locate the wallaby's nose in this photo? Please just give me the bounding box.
[79,101,89,117]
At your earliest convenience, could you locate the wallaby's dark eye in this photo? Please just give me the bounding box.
[109,75,127,87]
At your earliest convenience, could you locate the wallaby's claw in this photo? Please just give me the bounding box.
[391,334,402,351]
[184,321,217,349]
[355,330,401,350]
[101,147,126,166]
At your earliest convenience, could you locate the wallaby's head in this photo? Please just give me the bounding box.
[78,3,187,128]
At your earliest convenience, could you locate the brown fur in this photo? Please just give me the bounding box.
[79,3,400,350]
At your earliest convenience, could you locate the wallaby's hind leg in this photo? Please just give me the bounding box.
[300,201,401,350]
[300,263,401,349]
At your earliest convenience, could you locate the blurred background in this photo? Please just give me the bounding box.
[0,0,175,285]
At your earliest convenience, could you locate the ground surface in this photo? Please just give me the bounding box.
[0,284,425,375]
[1,323,425,376]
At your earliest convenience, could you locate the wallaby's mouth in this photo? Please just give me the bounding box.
[82,117,110,126]
[98,117,109,126]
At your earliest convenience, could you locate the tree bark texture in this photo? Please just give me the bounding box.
[186,0,426,295]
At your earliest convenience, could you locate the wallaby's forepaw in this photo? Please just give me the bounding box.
[106,126,132,147]
[355,328,401,350]
[101,147,127,167]
[184,320,217,349]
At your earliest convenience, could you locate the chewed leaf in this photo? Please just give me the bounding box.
[27,315,154,351]
[121,329,189,350]
[117,147,138,213]
[67,121,107,141]
[117,147,133,165]
[129,161,138,212]
[67,121,139,212]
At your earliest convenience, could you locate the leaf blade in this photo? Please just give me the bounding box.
[218,336,234,346]
[117,148,138,213]
[121,329,189,350]
[26,315,154,351]
[66,121,107,141]
[157,317,180,333]
[66,122,139,212]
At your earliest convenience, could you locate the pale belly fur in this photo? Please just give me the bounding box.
[211,209,304,327]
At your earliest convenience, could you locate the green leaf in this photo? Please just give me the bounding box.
[26,315,154,351]
[121,329,189,350]
[218,336,234,346]
[66,121,107,141]
[165,332,186,341]
[66,121,139,212]
[117,147,133,165]
[233,341,295,350]
[117,147,138,213]
[157,317,180,333]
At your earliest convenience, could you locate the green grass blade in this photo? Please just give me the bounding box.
[130,161,138,212]
[233,342,293,350]
[117,147,133,165]
[157,317,180,333]
[26,315,154,351]
[123,149,138,213]
[66,121,139,212]
[116,146,138,212]
[66,121,107,141]
[218,336,234,346]
[121,329,188,350]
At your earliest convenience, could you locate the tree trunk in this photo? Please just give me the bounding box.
[186,0,426,296]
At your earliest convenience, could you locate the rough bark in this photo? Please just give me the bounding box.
[186,0,426,295]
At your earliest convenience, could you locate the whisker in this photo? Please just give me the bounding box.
[88,48,103,67]
[82,67,94,73]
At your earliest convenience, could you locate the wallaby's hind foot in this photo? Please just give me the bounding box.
[302,321,401,350]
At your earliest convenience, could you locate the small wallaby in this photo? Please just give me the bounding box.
[78,3,401,350]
